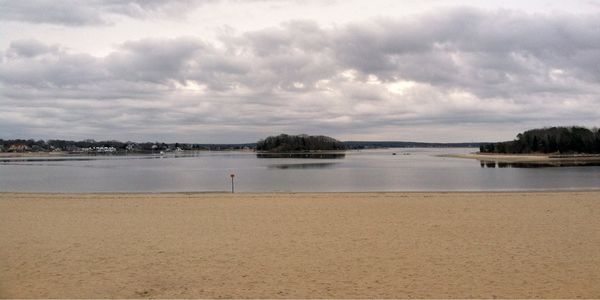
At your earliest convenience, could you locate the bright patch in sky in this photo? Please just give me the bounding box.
[387,81,417,95]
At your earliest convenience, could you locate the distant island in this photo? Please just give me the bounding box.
[480,126,600,154]
[256,134,346,152]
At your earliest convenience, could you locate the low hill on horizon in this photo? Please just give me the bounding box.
[343,141,481,149]
[1,137,482,153]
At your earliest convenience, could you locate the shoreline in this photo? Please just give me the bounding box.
[0,149,256,158]
[3,188,600,195]
[444,152,600,163]
[0,151,70,157]
[3,187,600,195]
[2,191,600,298]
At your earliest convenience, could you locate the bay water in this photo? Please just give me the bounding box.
[1,148,599,192]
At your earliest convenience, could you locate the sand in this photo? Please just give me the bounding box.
[445,152,600,163]
[1,191,600,298]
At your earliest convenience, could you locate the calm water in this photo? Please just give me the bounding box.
[1,148,600,192]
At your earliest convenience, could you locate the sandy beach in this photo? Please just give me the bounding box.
[1,191,600,298]
[446,152,600,163]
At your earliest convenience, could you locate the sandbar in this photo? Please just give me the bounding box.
[445,152,600,163]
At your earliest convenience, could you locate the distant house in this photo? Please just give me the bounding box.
[126,144,137,152]
[65,145,82,152]
[94,146,116,153]
[8,144,29,152]
[78,146,116,153]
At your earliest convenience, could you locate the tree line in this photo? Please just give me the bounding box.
[480,126,600,154]
[344,141,481,149]
[256,134,346,152]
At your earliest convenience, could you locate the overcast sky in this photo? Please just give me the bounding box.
[2,0,600,143]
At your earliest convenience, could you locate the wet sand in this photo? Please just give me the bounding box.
[446,152,600,163]
[1,191,600,298]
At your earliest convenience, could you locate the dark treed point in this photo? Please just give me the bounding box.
[480,126,600,154]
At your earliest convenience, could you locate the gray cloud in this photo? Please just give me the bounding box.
[2,8,600,142]
[334,9,600,97]
[0,0,209,26]
[6,39,60,58]
[106,38,205,84]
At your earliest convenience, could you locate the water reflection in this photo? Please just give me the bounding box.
[257,152,346,159]
[1,157,97,163]
[268,162,339,169]
[480,160,600,168]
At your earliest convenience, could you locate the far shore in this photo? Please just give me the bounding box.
[0,151,70,157]
[0,149,256,158]
[2,191,600,298]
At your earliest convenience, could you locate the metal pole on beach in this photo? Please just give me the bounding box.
[230,173,235,193]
